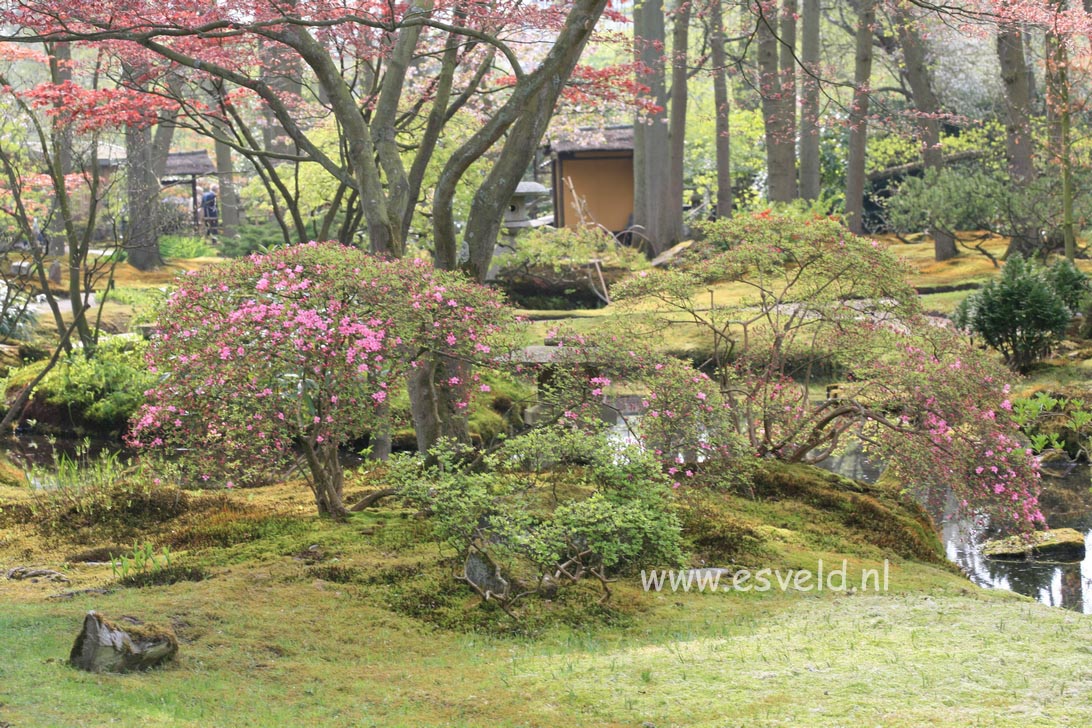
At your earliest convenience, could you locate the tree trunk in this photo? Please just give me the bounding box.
[46,42,71,257]
[415,0,607,453]
[121,61,166,271]
[778,0,798,200]
[372,0,435,241]
[844,0,875,235]
[997,23,1037,258]
[435,0,609,280]
[124,122,163,271]
[798,0,821,201]
[304,441,347,518]
[632,0,645,241]
[407,357,471,457]
[215,139,240,239]
[46,42,94,350]
[401,25,468,240]
[260,39,304,157]
[711,0,732,218]
[370,401,392,461]
[757,0,796,203]
[1045,7,1075,261]
[666,0,691,243]
[895,11,956,261]
[286,26,402,257]
[408,362,442,455]
[634,0,671,254]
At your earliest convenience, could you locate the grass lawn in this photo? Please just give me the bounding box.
[2,466,1091,727]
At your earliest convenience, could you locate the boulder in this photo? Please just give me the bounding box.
[463,551,509,599]
[982,528,1087,562]
[69,611,178,673]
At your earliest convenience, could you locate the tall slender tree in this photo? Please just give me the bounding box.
[996,19,1038,257]
[844,0,876,235]
[633,0,672,254]
[798,0,821,201]
[667,0,692,244]
[710,0,733,217]
[756,0,797,202]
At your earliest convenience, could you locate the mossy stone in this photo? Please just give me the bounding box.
[982,528,1087,562]
[69,611,178,673]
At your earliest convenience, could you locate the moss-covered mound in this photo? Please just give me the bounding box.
[749,462,949,566]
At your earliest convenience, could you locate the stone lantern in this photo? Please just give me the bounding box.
[503,181,551,231]
[489,181,554,280]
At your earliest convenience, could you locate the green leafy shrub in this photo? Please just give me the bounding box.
[221,219,284,258]
[1009,391,1092,460]
[884,166,1004,238]
[393,427,684,615]
[109,541,205,588]
[503,227,645,272]
[953,256,1071,372]
[494,227,646,309]
[2,334,156,432]
[111,542,170,580]
[0,287,36,342]
[1045,258,1089,314]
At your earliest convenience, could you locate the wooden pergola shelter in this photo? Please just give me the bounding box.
[159,151,216,228]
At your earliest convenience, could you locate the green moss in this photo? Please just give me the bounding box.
[677,491,770,563]
[2,462,1079,726]
[95,614,179,650]
[751,462,949,565]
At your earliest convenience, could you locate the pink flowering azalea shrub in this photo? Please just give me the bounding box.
[128,242,513,517]
[855,321,1044,533]
[611,212,1043,535]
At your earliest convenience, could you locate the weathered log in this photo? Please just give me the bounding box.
[6,566,70,583]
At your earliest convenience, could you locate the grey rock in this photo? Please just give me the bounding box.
[464,551,509,599]
[69,611,178,673]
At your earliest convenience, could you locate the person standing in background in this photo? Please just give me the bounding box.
[202,184,219,238]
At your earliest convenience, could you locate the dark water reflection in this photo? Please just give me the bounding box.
[943,463,1092,614]
[818,441,1092,613]
[1,435,124,470]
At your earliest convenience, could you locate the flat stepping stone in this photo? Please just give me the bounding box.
[982,528,1087,562]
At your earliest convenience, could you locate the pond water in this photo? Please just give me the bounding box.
[2,435,128,490]
[817,442,1092,614]
[943,462,1092,614]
